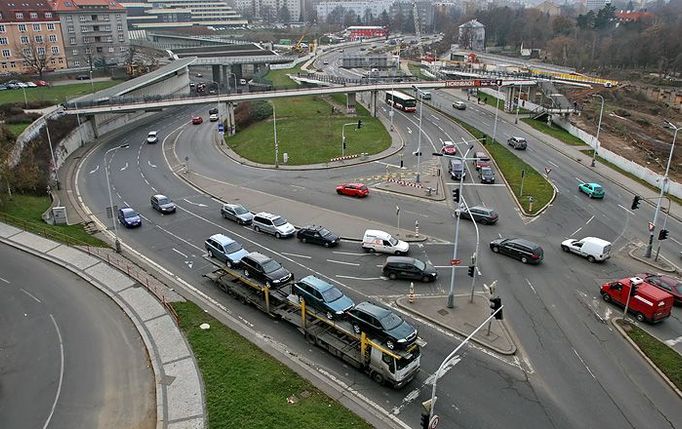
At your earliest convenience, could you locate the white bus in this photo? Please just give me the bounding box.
[385,90,417,112]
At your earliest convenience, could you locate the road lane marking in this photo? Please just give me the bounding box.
[327,259,360,266]
[21,288,41,303]
[664,336,682,347]
[290,184,305,190]
[571,227,582,236]
[148,160,157,168]
[120,162,128,171]
[526,279,537,294]
[548,160,559,167]
[572,348,596,379]
[281,252,312,259]
[0,276,9,284]
[172,248,188,258]
[155,225,204,252]
[182,198,208,207]
[585,215,594,225]
[618,204,635,215]
[88,165,99,174]
[332,251,367,256]
[43,314,65,429]
[336,275,382,280]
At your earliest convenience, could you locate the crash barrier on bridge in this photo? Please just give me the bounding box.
[330,154,361,162]
[386,178,424,188]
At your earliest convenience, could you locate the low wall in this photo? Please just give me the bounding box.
[553,117,682,198]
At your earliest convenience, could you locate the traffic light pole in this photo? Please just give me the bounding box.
[447,146,473,309]
[427,305,504,425]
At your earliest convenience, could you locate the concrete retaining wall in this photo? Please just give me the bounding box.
[553,116,682,198]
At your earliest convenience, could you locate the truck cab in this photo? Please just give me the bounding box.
[600,277,674,323]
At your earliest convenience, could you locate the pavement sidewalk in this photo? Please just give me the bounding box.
[0,222,205,429]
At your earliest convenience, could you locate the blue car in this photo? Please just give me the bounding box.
[118,207,141,228]
[204,233,249,268]
[578,182,605,199]
[292,275,354,320]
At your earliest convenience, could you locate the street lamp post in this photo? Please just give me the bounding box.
[591,94,605,167]
[413,85,423,183]
[491,85,501,145]
[104,144,129,253]
[273,103,279,168]
[514,85,521,124]
[645,121,679,258]
[89,69,95,94]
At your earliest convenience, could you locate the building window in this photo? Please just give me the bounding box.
[58,58,63,64]
[120,46,126,52]
[45,12,53,19]
[15,13,24,20]
[18,24,26,32]
[30,12,38,19]
[35,35,44,43]
[23,48,31,56]
[0,25,5,33]
[117,24,122,31]
[108,47,114,53]
[66,15,72,22]
[2,49,10,58]
[20,36,29,44]
[51,46,59,55]
[68,26,74,33]
[69,37,76,45]
[10,61,16,68]
[33,24,41,32]
[49,35,57,43]
[79,16,86,22]
[72,49,78,55]
[47,23,55,30]
[1,63,6,69]
[74,60,80,67]
[85,47,91,54]
[0,38,7,45]
[116,14,122,21]
[96,47,103,53]
[118,35,124,42]
[37,47,45,56]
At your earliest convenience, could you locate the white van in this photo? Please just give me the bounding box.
[362,230,409,255]
[560,237,611,262]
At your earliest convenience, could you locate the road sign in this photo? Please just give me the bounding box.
[429,415,440,429]
[648,222,655,232]
[217,123,225,134]
[450,259,462,266]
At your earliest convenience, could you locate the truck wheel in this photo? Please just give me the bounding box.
[326,311,334,320]
[521,256,528,264]
[275,232,281,239]
[388,273,397,280]
[323,241,330,248]
[352,324,361,334]
[492,246,500,253]
[636,312,645,322]
[208,249,214,258]
[371,371,385,385]
[601,293,611,303]
[254,226,260,232]
[386,339,395,350]
[587,256,595,263]
[226,260,233,268]
[244,269,250,277]
[394,250,403,256]
[561,245,569,252]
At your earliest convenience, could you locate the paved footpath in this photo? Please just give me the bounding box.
[0,223,205,429]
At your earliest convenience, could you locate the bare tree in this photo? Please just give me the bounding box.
[15,32,57,78]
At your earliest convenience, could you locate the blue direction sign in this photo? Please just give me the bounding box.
[217,123,224,134]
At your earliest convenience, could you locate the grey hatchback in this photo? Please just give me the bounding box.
[221,203,254,225]
[292,275,354,320]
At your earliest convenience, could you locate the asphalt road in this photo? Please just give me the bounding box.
[74,75,682,429]
[0,244,155,428]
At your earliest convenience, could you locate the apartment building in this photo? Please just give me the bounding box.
[50,0,129,68]
[0,0,67,75]
[122,1,246,30]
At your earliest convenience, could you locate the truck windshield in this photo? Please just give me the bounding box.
[395,347,420,370]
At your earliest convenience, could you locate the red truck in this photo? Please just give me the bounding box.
[600,277,674,323]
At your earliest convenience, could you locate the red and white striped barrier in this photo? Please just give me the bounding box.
[330,154,361,162]
[386,178,424,188]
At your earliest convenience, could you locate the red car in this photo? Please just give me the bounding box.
[635,273,682,305]
[441,141,457,155]
[34,80,49,87]
[336,183,369,198]
[191,115,203,125]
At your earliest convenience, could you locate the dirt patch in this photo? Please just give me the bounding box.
[565,84,682,183]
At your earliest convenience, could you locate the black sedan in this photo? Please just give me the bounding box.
[117,207,142,228]
[346,302,418,350]
[490,238,543,264]
[478,167,495,184]
[296,225,340,247]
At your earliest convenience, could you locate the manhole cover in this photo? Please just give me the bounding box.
[437,309,449,316]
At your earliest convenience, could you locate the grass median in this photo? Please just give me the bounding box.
[617,319,682,390]
[521,118,587,146]
[227,95,390,165]
[172,300,372,429]
[0,194,106,247]
[263,65,304,89]
[445,114,554,214]
[0,80,122,106]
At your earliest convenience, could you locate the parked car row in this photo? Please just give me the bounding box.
[0,79,48,90]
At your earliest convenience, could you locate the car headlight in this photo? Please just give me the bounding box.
[397,338,406,343]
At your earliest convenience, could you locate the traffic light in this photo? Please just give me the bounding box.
[342,140,347,150]
[357,120,363,129]
[631,195,641,210]
[659,229,669,240]
[452,188,460,203]
[489,296,503,320]
[467,265,475,277]
[420,413,430,429]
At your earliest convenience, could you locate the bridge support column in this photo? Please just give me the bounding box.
[212,65,221,88]
[346,92,356,114]
[503,86,513,112]
[370,90,378,117]
[226,102,236,136]
[221,65,230,91]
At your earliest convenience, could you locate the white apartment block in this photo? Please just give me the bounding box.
[316,0,395,22]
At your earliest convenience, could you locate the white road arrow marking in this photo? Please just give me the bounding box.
[120,162,128,171]
[664,336,682,347]
[148,160,157,168]
[407,127,412,134]
[88,165,99,175]
[185,260,194,269]
[183,198,208,207]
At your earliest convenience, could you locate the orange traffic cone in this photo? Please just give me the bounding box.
[408,282,416,304]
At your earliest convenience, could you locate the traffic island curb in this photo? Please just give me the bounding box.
[395,294,516,356]
[627,244,678,274]
[611,318,682,399]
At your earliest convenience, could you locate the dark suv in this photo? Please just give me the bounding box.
[460,206,498,225]
[382,256,437,282]
[291,275,354,319]
[296,225,340,247]
[241,252,293,287]
[490,238,543,264]
[346,302,418,350]
[507,136,527,150]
